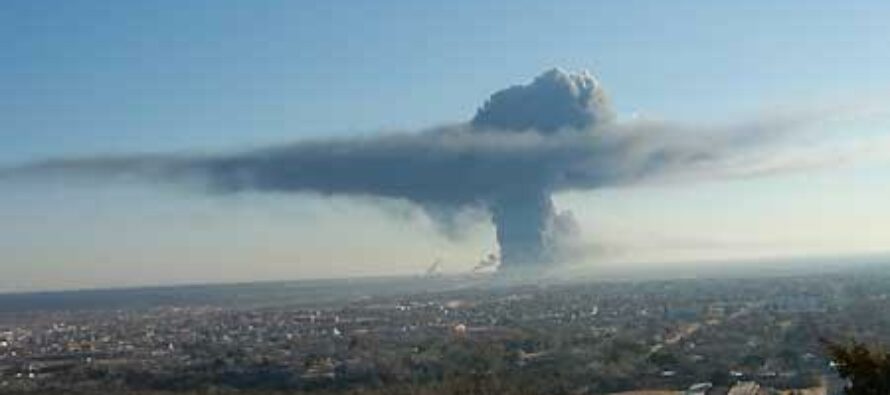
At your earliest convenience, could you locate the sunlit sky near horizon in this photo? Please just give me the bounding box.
[3,1,890,292]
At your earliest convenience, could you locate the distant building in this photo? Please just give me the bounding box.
[706,304,727,319]
[728,381,764,395]
[685,381,712,395]
[451,323,467,336]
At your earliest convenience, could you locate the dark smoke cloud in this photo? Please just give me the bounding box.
[0,69,855,271]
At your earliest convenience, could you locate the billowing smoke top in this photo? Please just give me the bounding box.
[472,68,614,133]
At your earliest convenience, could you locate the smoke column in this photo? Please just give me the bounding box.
[471,69,611,268]
[490,191,555,266]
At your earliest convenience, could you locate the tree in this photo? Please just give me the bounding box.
[825,340,890,395]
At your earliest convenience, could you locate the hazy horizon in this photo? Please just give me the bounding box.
[3,1,890,292]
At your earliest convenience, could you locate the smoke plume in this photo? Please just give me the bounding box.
[0,68,868,271]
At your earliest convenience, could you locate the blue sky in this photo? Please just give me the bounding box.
[3,1,890,291]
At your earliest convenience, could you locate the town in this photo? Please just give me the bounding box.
[1,266,888,394]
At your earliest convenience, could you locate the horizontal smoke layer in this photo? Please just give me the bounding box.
[0,69,867,270]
